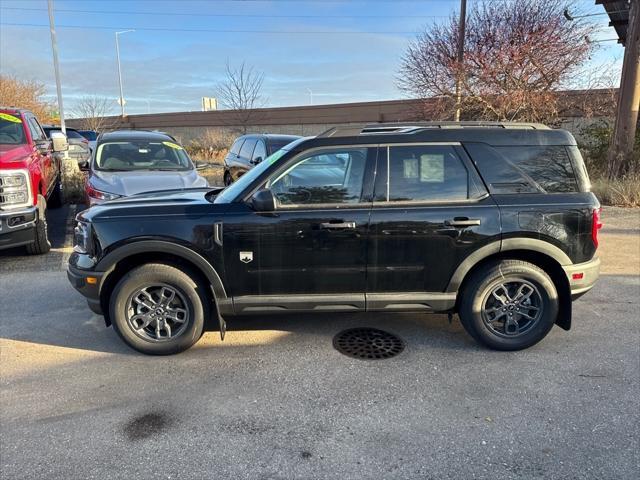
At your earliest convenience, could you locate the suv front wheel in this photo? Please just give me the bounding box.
[109,263,209,355]
[459,259,559,351]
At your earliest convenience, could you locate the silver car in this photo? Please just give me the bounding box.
[86,130,208,206]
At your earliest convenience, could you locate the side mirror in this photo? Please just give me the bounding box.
[252,157,263,165]
[250,188,275,212]
[79,161,90,172]
[50,131,68,152]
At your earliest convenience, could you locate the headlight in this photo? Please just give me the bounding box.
[73,221,93,254]
[0,169,31,210]
[86,184,122,202]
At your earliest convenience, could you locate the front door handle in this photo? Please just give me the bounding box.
[444,218,481,227]
[319,221,356,230]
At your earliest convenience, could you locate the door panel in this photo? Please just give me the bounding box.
[367,144,501,294]
[223,146,376,299]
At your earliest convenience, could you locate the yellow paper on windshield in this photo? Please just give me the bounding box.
[162,141,183,150]
[0,113,22,123]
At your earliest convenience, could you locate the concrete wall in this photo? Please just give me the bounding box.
[66,92,615,145]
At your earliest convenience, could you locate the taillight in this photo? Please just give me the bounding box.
[591,207,603,249]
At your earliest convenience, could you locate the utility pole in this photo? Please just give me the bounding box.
[608,0,640,179]
[307,88,314,105]
[47,0,65,133]
[115,30,134,118]
[454,0,467,122]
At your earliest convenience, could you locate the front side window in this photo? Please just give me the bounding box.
[376,145,475,203]
[95,141,193,171]
[268,148,368,206]
[252,140,267,163]
[239,138,257,159]
[27,118,45,141]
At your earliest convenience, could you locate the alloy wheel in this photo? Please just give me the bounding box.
[125,284,190,342]
[481,280,544,338]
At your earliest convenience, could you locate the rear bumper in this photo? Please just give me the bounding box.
[563,257,600,300]
[0,207,37,251]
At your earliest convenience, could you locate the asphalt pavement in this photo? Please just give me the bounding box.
[0,206,638,479]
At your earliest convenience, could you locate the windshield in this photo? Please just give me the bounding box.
[79,131,97,141]
[95,141,193,171]
[0,114,26,145]
[215,137,308,203]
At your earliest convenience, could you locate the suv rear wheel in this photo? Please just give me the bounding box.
[459,259,558,351]
[109,263,208,355]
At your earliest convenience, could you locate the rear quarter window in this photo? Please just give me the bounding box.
[465,143,578,194]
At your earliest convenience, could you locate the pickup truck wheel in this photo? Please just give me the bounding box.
[459,260,558,351]
[25,200,51,255]
[109,263,208,355]
[48,176,63,209]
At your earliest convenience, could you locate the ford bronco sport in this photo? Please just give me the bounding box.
[67,122,601,355]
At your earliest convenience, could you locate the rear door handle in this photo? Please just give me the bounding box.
[444,218,481,227]
[319,221,356,230]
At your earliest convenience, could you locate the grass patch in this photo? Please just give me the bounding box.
[591,175,640,207]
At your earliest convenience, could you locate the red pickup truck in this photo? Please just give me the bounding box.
[0,108,67,254]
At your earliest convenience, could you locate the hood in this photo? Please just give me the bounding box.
[0,144,32,166]
[78,187,226,223]
[89,169,209,197]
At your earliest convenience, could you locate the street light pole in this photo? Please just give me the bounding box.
[47,0,65,134]
[115,30,134,117]
[454,0,467,121]
[307,88,313,106]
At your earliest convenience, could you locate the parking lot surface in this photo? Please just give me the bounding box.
[1,207,638,479]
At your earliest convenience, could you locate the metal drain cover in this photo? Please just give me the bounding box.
[333,328,405,360]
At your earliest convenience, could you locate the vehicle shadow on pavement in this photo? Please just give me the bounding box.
[0,205,77,272]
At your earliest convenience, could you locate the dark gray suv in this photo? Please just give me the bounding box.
[223,133,300,186]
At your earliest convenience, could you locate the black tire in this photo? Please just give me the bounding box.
[109,263,208,355]
[458,259,558,351]
[48,176,63,209]
[25,205,51,255]
[223,171,232,186]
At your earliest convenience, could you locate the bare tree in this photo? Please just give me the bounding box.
[215,61,265,133]
[72,95,116,132]
[397,0,597,123]
[0,75,54,121]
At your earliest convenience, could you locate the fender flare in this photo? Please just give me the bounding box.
[445,238,572,293]
[95,240,228,301]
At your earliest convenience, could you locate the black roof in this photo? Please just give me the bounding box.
[301,122,576,147]
[97,130,176,144]
[238,133,301,141]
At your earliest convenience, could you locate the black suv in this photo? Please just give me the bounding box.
[223,133,301,186]
[68,122,601,355]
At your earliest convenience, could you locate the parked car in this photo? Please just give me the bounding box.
[43,125,91,168]
[85,130,208,206]
[77,129,98,152]
[223,133,301,186]
[68,122,601,355]
[0,108,67,254]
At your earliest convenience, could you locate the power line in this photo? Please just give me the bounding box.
[0,22,422,35]
[1,6,448,18]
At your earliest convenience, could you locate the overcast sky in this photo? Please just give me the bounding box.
[0,0,623,116]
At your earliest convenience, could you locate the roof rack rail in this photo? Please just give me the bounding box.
[318,121,550,138]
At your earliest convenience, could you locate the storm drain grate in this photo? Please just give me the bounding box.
[333,328,405,360]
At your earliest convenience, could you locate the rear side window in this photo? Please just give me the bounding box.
[375,144,484,203]
[230,138,245,155]
[466,144,579,194]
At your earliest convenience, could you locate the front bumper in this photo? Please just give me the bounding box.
[67,262,106,315]
[563,257,601,300]
[0,206,37,250]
